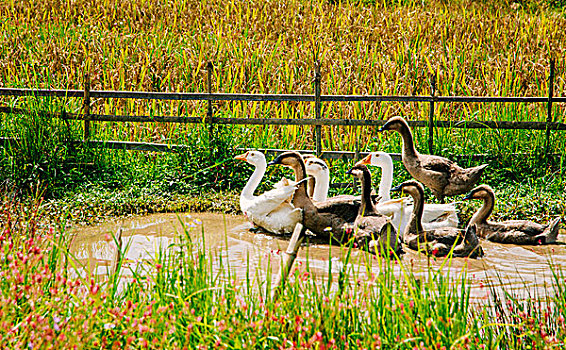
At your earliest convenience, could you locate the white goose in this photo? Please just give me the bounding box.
[357,152,459,237]
[305,157,330,202]
[235,151,303,235]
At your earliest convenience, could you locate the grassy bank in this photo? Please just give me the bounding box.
[2,197,566,349]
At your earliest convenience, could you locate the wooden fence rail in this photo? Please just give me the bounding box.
[1,107,565,130]
[0,59,564,158]
[2,87,565,103]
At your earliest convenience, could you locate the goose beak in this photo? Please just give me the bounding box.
[390,184,402,192]
[234,152,248,161]
[355,154,372,166]
[346,168,353,175]
[267,154,283,166]
[462,193,473,201]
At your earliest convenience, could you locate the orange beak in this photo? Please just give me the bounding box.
[355,154,372,166]
[234,151,249,161]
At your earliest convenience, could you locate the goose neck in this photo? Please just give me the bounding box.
[377,161,393,202]
[398,124,418,159]
[241,161,266,199]
[312,171,329,202]
[470,193,494,225]
[359,168,377,216]
[290,158,310,206]
[407,188,425,235]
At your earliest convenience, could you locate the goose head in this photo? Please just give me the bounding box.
[390,180,424,199]
[267,151,303,169]
[379,116,409,133]
[305,157,329,178]
[357,151,391,168]
[346,163,367,180]
[234,150,266,167]
[463,184,494,201]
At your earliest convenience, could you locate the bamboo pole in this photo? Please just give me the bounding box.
[271,222,306,300]
[428,74,436,154]
[3,106,566,131]
[83,74,91,140]
[545,58,555,155]
[207,62,213,120]
[2,87,565,104]
[314,62,322,157]
[207,62,214,139]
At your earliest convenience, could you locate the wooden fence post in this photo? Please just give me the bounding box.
[428,74,436,155]
[314,61,322,157]
[83,74,91,141]
[207,62,214,136]
[207,62,213,120]
[545,58,555,155]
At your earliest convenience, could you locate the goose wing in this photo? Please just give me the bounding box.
[422,202,459,227]
[316,195,360,223]
[422,155,456,174]
[375,197,408,216]
[244,183,299,217]
[488,220,546,236]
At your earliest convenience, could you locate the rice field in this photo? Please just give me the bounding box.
[1,0,565,158]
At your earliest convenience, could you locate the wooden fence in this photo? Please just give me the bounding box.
[0,59,565,160]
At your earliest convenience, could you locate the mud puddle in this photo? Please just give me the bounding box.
[70,213,566,301]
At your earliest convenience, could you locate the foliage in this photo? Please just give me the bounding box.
[2,197,566,349]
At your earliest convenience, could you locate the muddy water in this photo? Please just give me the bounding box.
[70,213,566,301]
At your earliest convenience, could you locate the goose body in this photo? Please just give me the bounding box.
[268,151,382,253]
[463,185,563,245]
[235,151,302,234]
[380,117,487,202]
[392,180,483,258]
[347,164,400,255]
[304,156,363,223]
[357,151,459,236]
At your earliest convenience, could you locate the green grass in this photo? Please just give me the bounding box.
[2,197,566,349]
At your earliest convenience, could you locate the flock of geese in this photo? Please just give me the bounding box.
[235,116,564,258]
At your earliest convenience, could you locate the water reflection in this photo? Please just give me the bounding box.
[70,213,566,301]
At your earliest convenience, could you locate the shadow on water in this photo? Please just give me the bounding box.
[70,212,566,301]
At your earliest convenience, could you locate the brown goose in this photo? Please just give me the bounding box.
[267,151,378,252]
[380,116,487,202]
[463,185,563,245]
[346,164,400,255]
[391,180,483,258]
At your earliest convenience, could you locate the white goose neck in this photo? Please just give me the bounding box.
[374,156,393,203]
[241,159,266,199]
[312,170,329,202]
[378,164,393,202]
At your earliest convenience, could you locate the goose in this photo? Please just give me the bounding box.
[302,156,364,222]
[379,116,488,202]
[346,163,401,255]
[463,185,563,245]
[301,154,318,199]
[267,151,383,253]
[356,151,460,235]
[391,180,483,258]
[234,151,303,235]
[305,156,329,202]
